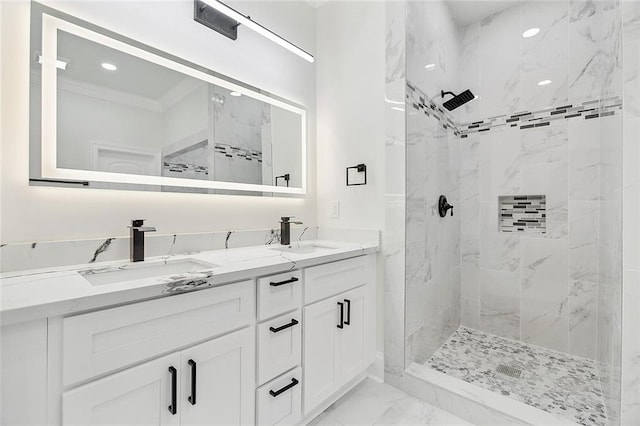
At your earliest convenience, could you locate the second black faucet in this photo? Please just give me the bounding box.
[280,217,303,245]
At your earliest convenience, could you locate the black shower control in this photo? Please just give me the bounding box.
[438,195,454,217]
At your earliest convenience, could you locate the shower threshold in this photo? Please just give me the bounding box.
[404,327,607,426]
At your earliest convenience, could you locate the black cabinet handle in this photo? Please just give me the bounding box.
[168,366,177,415]
[344,299,351,325]
[270,277,299,287]
[337,302,344,329]
[270,319,299,333]
[269,378,299,397]
[188,359,197,406]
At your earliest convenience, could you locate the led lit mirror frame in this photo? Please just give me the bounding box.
[30,3,307,196]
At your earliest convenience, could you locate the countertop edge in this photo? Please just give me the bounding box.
[0,244,378,327]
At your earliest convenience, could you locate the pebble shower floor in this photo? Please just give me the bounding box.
[426,327,607,426]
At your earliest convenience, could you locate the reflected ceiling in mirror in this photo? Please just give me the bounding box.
[29,4,306,196]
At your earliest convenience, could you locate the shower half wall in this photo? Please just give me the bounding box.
[403,0,623,425]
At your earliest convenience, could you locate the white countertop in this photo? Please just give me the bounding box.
[0,240,378,326]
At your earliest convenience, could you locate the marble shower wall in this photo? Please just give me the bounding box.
[405,109,461,366]
[596,2,624,424]
[459,113,623,359]
[456,0,622,124]
[404,0,462,367]
[621,1,640,424]
[383,0,407,388]
[456,0,624,364]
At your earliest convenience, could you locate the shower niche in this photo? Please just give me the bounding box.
[498,195,546,235]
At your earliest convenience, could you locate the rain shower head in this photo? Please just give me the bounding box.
[441,89,475,111]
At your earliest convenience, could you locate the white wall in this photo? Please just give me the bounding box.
[1,0,316,243]
[315,1,385,230]
[315,1,386,352]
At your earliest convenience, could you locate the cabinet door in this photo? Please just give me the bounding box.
[180,327,255,426]
[338,286,367,384]
[303,295,342,414]
[62,353,181,426]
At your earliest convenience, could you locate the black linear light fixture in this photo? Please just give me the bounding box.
[194,0,314,63]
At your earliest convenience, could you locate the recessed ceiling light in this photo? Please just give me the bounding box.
[425,63,436,70]
[36,54,68,70]
[230,91,242,97]
[101,62,117,71]
[522,28,540,38]
[538,79,552,86]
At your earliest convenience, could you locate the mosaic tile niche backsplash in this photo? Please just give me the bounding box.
[499,195,546,235]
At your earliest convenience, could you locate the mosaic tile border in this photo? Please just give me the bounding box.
[459,96,622,137]
[406,82,622,138]
[214,143,263,163]
[163,161,208,175]
[499,195,546,235]
[406,82,461,136]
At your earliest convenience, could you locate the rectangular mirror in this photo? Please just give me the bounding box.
[29,3,306,196]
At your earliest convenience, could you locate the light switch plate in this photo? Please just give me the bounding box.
[330,201,340,219]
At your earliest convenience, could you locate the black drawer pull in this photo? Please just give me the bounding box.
[269,378,299,397]
[270,319,299,333]
[337,301,344,329]
[188,359,197,405]
[270,277,299,287]
[168,366,177,415]
[344,299,351,325]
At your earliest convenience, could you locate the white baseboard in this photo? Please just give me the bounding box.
[367,351,384,383]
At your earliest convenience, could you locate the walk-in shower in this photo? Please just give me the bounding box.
[400,1,633,425]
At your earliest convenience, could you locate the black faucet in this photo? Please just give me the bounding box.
[280,217,303,245]
[128,219,156,262]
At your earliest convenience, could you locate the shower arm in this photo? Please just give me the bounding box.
[441,90,457,99]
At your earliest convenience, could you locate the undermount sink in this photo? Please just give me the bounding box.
[81,258,218,286]
[269,244,338,255]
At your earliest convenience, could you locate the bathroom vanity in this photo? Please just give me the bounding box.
[0,241,378,425]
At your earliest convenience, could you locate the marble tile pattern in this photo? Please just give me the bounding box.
[597,79,624,426]
[0,227,319,273]
[426,326,607,426]
[400,1,625,424]
[383,0,407,389]
[450,0,622,124]
[0,239,379,327]
[405,85,614,358]
[621,1,640,425]
[309,378,470,426]
[405,92,461,366]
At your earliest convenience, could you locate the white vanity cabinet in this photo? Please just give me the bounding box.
[62,352,182,426]
[302,256,375,415]
[1,251,377,426]
[62,327,255,426]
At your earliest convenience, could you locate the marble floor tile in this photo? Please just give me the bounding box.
[426,326,607,426]
[309,378,469,426]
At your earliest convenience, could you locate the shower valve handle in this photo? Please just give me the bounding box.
[438,195,454,218]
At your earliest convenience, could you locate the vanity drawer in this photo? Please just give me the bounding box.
[62,280,254,386]
[304,256,366,304]
[257,310,301,385]
[257,270,302,321]
[256,367,302,426]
